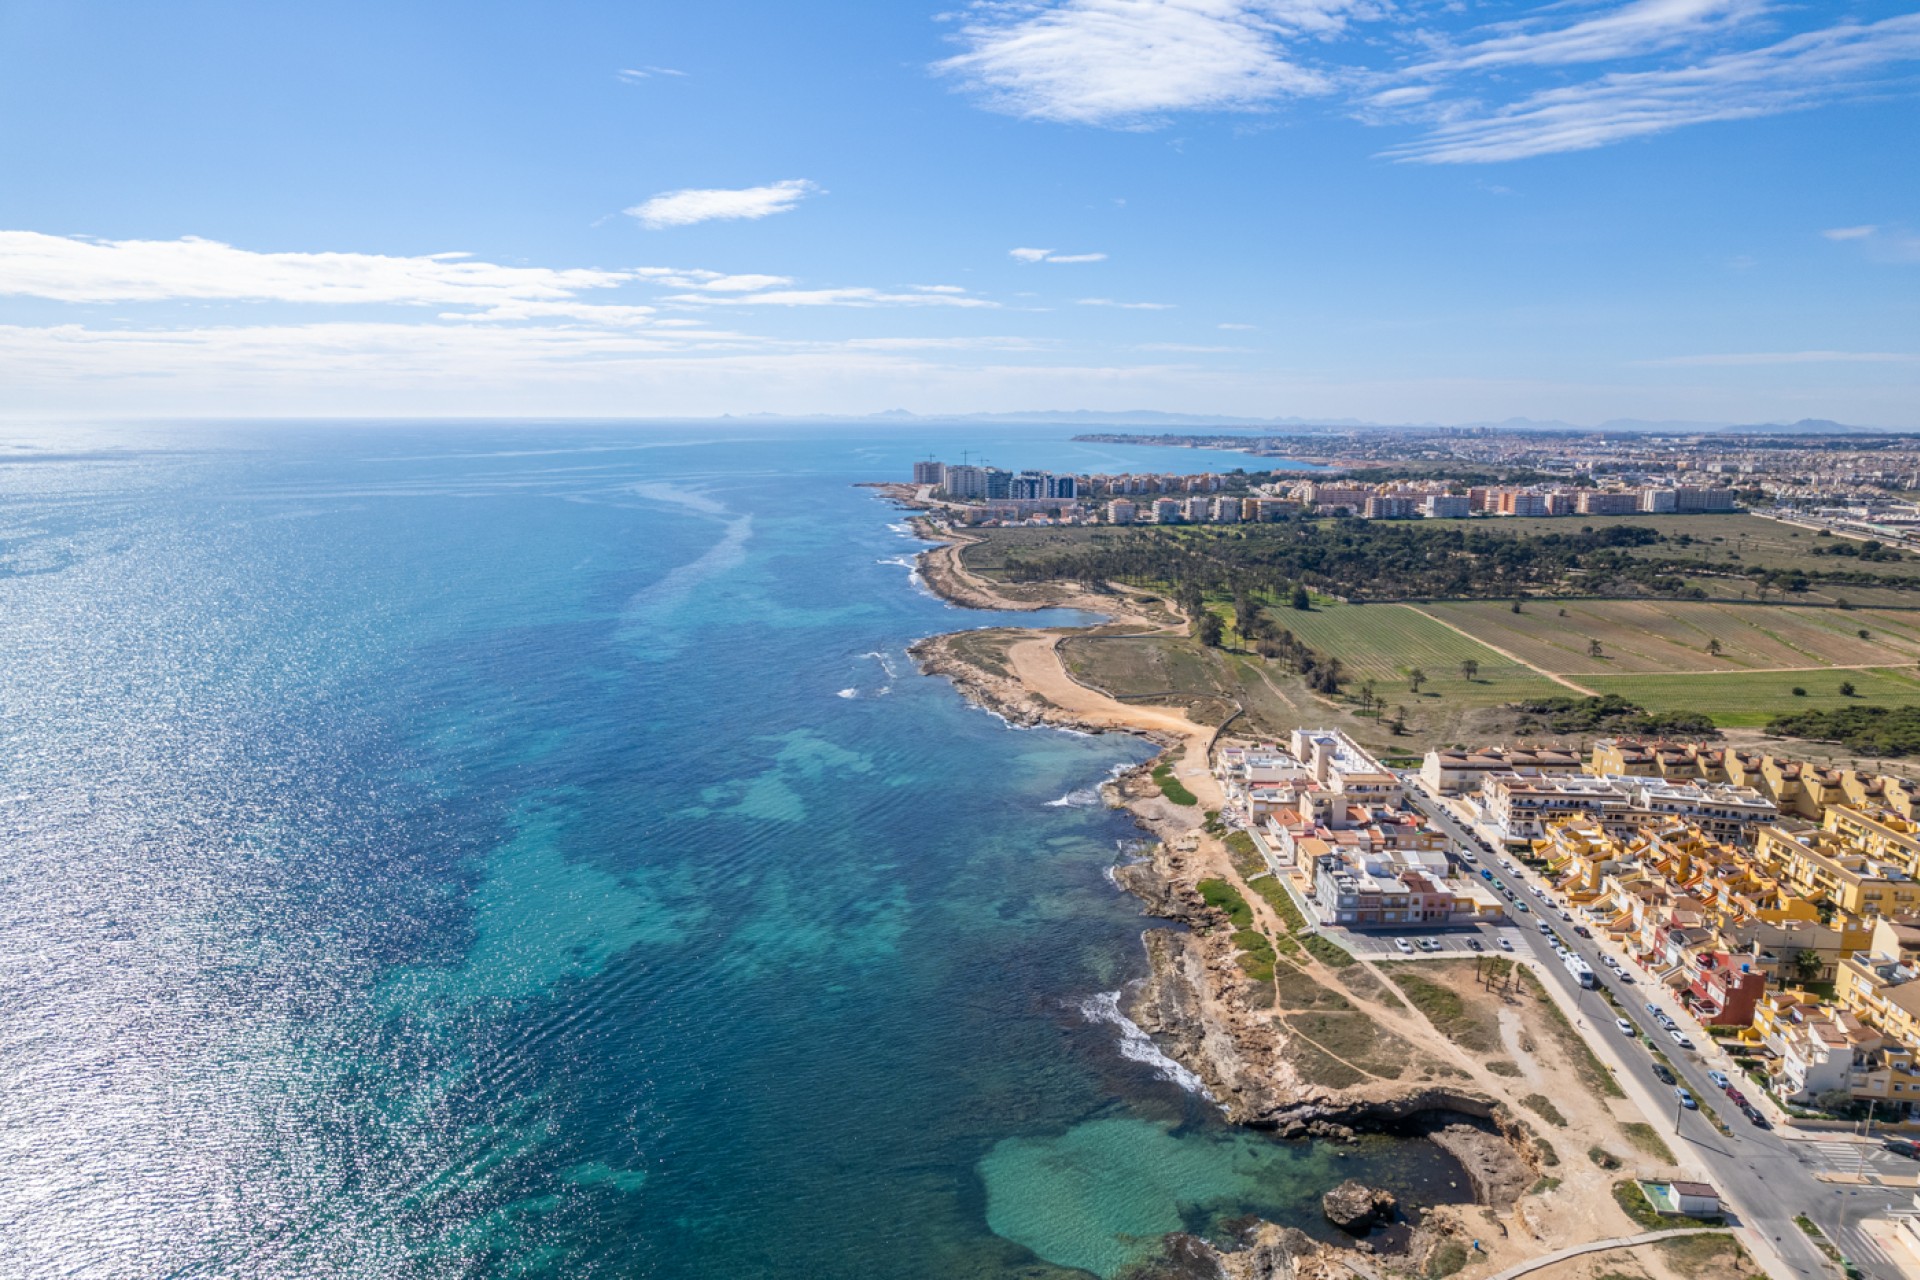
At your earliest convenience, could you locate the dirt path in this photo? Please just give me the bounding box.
[1403,605,1603,696]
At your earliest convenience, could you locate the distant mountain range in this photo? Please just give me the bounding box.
[824,410,1905,434]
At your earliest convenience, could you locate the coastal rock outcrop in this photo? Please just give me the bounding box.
[1320,1180,1398,1235]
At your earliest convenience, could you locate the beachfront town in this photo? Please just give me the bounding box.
[910,458,1744,527]
[913,448,1920,550]
[1215,725,1920,1128]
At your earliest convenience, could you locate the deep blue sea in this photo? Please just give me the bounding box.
[0,422,1446,1280]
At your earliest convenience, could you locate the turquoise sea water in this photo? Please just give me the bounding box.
[0,423,1448,1279]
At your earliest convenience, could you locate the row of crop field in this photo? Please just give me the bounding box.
[1585,668,1920,727]
[1422,600,1920,675]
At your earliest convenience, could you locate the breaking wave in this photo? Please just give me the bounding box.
[1045,786,1102,809]
[1078,990,1212,1099]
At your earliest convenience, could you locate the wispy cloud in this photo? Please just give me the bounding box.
[1010,246,1108,263]
[935,0,1358,127]
[617,66,687,83]
[626,179,819,230]
[1820,223,1920,263]
[1217,322,1257,330]
[662,286,998,308]
[1380,13,1920,164]
[1410,0,1771,74]
[932,3,1920,165]
[1078,296,1173,309]
[0,231,636,307]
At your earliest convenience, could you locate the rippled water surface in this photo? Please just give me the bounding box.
[0,422,1414,1280]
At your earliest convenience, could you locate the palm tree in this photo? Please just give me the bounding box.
[1408,667,1427,694]
[1588,638,1604,658]
[1460,658,1480,682]
[1707,637,1722,656]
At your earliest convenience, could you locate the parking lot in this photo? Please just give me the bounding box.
[1323,919,1529,959]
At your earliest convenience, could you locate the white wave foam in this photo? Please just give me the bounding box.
[1045,786,1102,808]
[1079,991,1213,1099]
[887,522,916,536]
[837,688,858,699]
[862,650,901,679]
[875,554,918,569]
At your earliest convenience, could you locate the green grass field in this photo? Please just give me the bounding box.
[1268,601,1566,708]
[1424,599,1920,675]
[1584,668,1920,726]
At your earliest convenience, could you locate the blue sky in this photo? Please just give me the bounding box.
[0,0,1914,424]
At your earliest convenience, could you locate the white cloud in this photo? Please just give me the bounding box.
[1010,246,1107,263]
[914,284,971,294]
[626,180,820,230]
[936,0,1356,126]
[0,231,635,307]
[1411,0,1771,75]
[841,335,1048,351]
[1217,322,1257,330]
[1078,297,1174,309]
[693,273,794,292]
[662,286,998,308]
[1380,14,1920,164]
[617,66,687,82]
[1823,225,1878,241]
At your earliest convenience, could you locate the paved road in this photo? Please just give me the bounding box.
[1402,782,1856,1280]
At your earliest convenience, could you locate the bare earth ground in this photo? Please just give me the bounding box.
[890,499,1763,1280]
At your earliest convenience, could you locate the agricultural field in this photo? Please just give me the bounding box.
[1261,601,1567,708]
[1584,668,1920,727]
[1422,599,1920,676]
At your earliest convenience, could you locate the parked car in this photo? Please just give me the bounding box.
[1479,869,1494,881]
[1466,937,1484,951]
[1616,1017,1636,1035]
[1645,1002,1664,1017]
[1675,1087,1697,1110]
[1537,920,1551,934]
[1669,1030,1695,1050]
[1498,938,1515,952]
[1708,1071,1730,1090]
[1515,902,1530,913]
[1652,1063,1677,1085]
[1573,925,1592,938]
[1394,938,1414,954]
[1419,938,1441,952]
[1726,1087,1748,1106]
[1885,1139,1920,1160]
[1618,972,1635,984]
[1743,1105,1770,1129]
[1560,910,1574,921]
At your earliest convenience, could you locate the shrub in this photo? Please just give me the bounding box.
[1197,879,1253,929]
[1151,763,1199,806]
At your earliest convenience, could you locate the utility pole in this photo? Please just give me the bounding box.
[1675,1094,1686,1135]
[1863,1097,1877,1139]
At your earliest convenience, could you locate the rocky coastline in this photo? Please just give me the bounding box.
[889,491,1545,1280]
